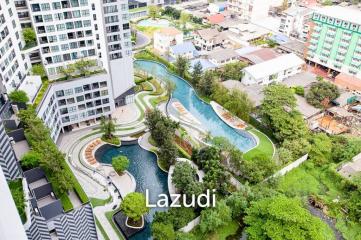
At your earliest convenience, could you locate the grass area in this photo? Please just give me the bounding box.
[141,81,153,91]
[59,194,74,212]
[90,196,112,208]
[8,179,26,223]
[192,220,240,240]
[33,80,49,107]
[63,162,89,204]
[105,211,125,239]
[101,136,121,146]
[243,128,275,160]
[149,79,163,95]
[176,143,191,159]
[277,162,361,239]
[95,216,110,240]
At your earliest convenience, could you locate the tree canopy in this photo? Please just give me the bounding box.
[175,56,190,78]
[9,90,29,103]
[120,192,149,221]
[244,195,334,240]
[22,28,36,45]
[199,200,232,233]
[306,81,340,108]
[260,84,308,142]
[112,155,129,173]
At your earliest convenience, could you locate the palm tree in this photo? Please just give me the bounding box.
[100,116,115,139]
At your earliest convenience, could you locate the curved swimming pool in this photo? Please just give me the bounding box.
[134,60,256,152]
[96,143,168,240]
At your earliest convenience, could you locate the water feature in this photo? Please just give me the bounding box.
[134,60,257,152]
[96,143,168,240]
[137,19,170,28]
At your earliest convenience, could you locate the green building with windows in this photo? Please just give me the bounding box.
[306,6,361,79]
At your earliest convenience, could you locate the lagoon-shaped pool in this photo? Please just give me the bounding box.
[96,143,168,240]
[137,18,170,28]
[134,60,256,152]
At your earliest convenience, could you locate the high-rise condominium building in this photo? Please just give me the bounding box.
[306,6,361,78]
[16,0,136,142]
[0,0,31,92]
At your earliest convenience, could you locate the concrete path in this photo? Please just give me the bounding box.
[112,103,140,125]
[133,30,150,50]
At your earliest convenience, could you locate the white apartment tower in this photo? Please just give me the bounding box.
[0,0,31,92]
[26,0,134,102]
[227,0,270,23]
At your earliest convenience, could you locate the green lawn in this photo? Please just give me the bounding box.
[90,196,112,208]
[192,220,240,240]
[95,217,110,240]
[8,179,27,223]
[243,128,275,160]
[105,211,125,239]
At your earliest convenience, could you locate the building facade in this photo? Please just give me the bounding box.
[153,27,183,54]
[279,6,313,42]
[227,0,270,23]
[242,53,304,85]
[0,0,31,92]
[306,6,361,79]
[36,73,115,142]
[0,119,21,180]
[0,167,28,240]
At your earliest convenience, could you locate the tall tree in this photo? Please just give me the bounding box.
[199,200,232,233]
[244,195,334,240]
[100,116,116,140]
[192,61,203,85]
[197,71,216,96]
[148,6,159,19]
[306,81,340,108]
[175,56,190,78]
[260,84,308,141]
[180,12,190,28]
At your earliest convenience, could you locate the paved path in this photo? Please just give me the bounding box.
[132,31,150,50]
[112,103,140,125]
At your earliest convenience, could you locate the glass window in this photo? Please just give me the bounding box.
[56,24,66,31]
[75,86,83,93]
[61,44,69,51]
[41,3,51,11]
[59,34,67,41]
[46,25,55,32]
[43,14,53,22]
[73,10,81,18]
[52,2,61,9]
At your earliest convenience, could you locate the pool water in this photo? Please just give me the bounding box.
[137,19,170,28]
[97,144,168,240]
[134,60,256,152]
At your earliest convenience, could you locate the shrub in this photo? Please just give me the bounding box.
[9,90,29,103]
[8,180,26,223]
[112,155,129,174]
[21,151,41,170]
[22,28,36,45]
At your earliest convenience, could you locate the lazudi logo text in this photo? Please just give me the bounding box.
[146,189,216,208]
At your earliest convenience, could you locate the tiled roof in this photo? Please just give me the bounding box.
[170,42,197,55]
[156,27,182,36]
[207,14,225,24]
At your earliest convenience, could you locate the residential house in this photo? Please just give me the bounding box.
[227,0,270,23]
[169,42,199,60]
[193,28,228,51]
[154,27,183,54]
[208,48,239,66]
[242,53,305,85]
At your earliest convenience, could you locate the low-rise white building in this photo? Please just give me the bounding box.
[279,6,313,41]
[153,27,183,54]
[242,53,305,85]
[169,42,198,60]
[36,73,116,142]
[193,28,228,51]
[208,48,239,66]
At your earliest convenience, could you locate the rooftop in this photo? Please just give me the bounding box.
[190,59,217,71]
[208,48,239,62]
[195,28,226,42]
[243,53,305,79]
[155,27,182,36]
[278,39,305,56]
[239,48,279,64]
[283,6,313,16]
[170,42,198,55]
[335,73,361,91]
[314,6,361,25]
[207,14,225,24]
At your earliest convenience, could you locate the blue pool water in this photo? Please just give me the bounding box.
[137,19,170,28]
[97,144,168,240]
[134,60,256,152]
